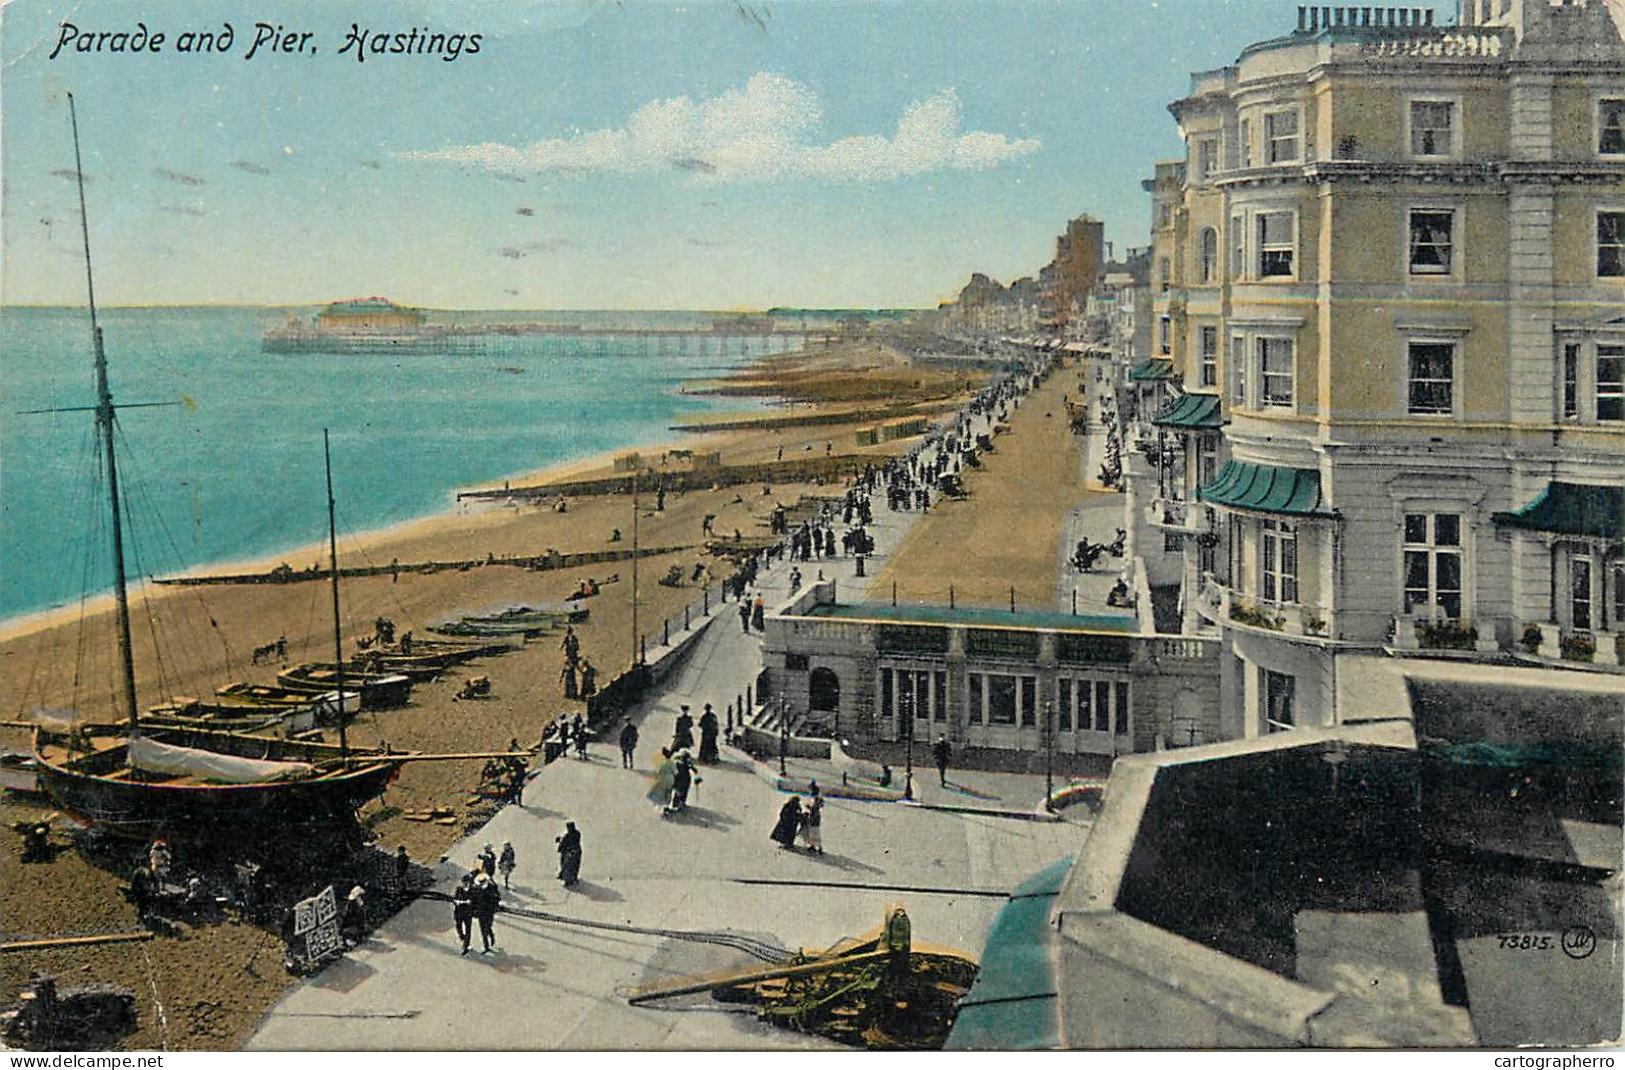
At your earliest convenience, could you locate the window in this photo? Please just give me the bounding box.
[986,674,1016,725]
[1057,679,1072,732]
[1258,336,1294,408]
[1260,519,1298,604]
[1159,315,1172,356]
[1020,677,1036,728]
[1263,670,1295,733]
[968,672,983,724]
[1164,533,1183,553]
[1198,537,1217,577]
[1159,205,1172,228]
[1158,257,1171,293]
[883,667,940,730]
[1403,513,1463,620]
[1600,98,1625,156]
[1197,435,1218,489]
[1408,342,1455,415]
[1231,335,1247,405]
[1600,211,1624,278]
[1195,138,1218,182]
[1094,680,1112,733]
[1200,326,1219,387]
[1199,228,1218,284]
[1229,215,1246,279]
[1409,209,1455,275]
[1573,555,1593,632]
[1409,100,1455,158]
[1257,211,1295,278]
[1264,109,1300,164]
[1614,562,1624,628]
[1599,346,1624,422]
[1563,343,1580,419]
[1239,119,1252,168]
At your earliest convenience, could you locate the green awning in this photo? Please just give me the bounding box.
[1128,358,1175,382]
[1492,483,1623,540]
[1199,459,1333,517]
[1152,392,1223,429]
[945,857,1070,1051]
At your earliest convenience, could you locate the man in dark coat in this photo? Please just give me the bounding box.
[452,873,476,955]
[933,736,952,787]
[579,659,598,700]
[572,713,588,759]
[667,752,695,814]
[697,704,720,763]
[471,872,501,953]
[619,721,639,769]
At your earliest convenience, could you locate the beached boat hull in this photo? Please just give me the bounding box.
[427,619,548,638]
[277,666,413,709]
[33,726,402,840]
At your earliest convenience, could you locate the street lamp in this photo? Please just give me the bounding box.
[1043,700,1056,813]
[903,703,915,801]
[779,695,789,777]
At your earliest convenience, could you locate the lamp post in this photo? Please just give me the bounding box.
[779,695,789,777]
[1043,700,1055,813]
[903,703,915,801]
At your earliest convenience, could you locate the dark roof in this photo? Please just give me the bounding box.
[1491,482,1623,540]
[1198,459,1333,517]
[945,857,1069,1051]
[1152,392,1223,429]
[1128,358,1176,382]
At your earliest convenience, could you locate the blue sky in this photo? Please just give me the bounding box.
[3,0,1293,308]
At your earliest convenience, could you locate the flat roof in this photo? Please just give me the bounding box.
[799,600,1138,634]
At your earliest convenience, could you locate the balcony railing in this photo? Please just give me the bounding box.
[1517,621,1623,669]
[1146,497,1210,535]
[1196,572,1332,640]
[1390,613,1499,654]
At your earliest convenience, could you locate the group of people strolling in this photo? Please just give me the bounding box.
[557,626,598,701]
[452,825,583,956]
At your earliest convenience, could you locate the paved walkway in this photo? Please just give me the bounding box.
[247,406,1083,1051]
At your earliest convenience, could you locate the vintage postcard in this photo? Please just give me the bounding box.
[1,0,1621,1056]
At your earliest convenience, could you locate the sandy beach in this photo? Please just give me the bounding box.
[0,335,989,1050]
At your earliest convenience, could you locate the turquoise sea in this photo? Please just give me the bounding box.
[0,306,800,622]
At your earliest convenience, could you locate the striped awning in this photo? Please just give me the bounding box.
[1128,358,1176,382]
[1492,483,1623,540]
[1199,459,1334,517]
[1152,392,1223,429]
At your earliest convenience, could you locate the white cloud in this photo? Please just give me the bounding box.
[401,74,1038,182]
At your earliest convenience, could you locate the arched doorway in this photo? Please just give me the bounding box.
[809,667,841,713]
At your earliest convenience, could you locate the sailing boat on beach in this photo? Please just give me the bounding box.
[29,97,406,838]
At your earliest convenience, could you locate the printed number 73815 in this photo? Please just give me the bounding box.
[1497,933,1553,950]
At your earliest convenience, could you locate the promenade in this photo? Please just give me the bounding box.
[246,398,1086,1051]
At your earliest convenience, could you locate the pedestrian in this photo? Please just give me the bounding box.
[556,821,582,886]
[666,751,696,814]
[648,748,676,808]
[572,713,588,759]
[148,838,171,883]
[471,871,501,954]
[342,885,368,947]
[452,872,475,954]
[579,659,598,700]
[560,625,580,666]
[698,703,720,763]
[619,720,639,769]
[478,843,498,879]
[559,660,578,700]
[933,735,952,787]
[394,844,411,895]
[673,705,695,752]
[802,785,824,854]
[770,796,802,849]
[739,599,751,634]
[498,841,517,890]
[751,594,765,632]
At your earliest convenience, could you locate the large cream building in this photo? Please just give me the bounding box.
[1125,0,1625,740]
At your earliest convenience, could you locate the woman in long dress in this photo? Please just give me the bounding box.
[647,749,676,808]
[770,796,802,849]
